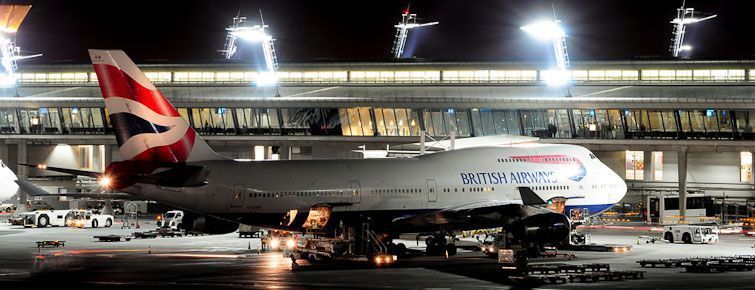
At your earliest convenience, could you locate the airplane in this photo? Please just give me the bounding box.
[29,49,627,255]
[0,160,20,212]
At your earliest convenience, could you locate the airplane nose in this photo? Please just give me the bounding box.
[612,172,627,203]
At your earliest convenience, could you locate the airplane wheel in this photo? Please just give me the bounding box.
[92,219,98,228]
[105,219,113,228]
[395,243,407,255]
[446,244,457,256]
[38,215,49,228]
[664,232,674,243]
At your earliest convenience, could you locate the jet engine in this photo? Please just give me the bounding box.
[181,213,239,235]
[515,211,570,244]
[507,205,571,251]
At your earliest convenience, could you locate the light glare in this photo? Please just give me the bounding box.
[542,70,570,87]
[521,21,565,41]
[232,28,272,42]
[98,176,112,188]
[255,71,278,87]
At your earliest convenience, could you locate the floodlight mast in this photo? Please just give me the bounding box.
[220,13,245,60]
[0,5,40,90]
[520,18,571,95]
[391,6,439,59]
[220,10,280,94]
[670,1,717,58]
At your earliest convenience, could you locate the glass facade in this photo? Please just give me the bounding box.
[4,106,755,141]
[15,68,753,86]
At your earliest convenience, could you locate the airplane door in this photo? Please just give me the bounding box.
[350,181,361,204]
[231,184,244,207]
[427,179,437,202]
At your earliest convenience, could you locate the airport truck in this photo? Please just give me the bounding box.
[156,210,184,230]
[664,224,719,244]
[1,203,15,213]
[21,210,72,228]
[66,209,114,228]
[289,223,398,266]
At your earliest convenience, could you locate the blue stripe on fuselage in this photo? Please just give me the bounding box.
[565,203,615,217]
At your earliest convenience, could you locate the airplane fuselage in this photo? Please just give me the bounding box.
[129,144,626,233]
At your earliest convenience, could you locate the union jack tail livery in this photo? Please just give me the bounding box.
[89,50,222,163]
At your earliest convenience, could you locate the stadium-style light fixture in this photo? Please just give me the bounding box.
[391,6,439,59]
[221,11,280,89]
[669,1,717,58]
[0,5,41,89]
[521,19,571,91]
[520,20,565,41]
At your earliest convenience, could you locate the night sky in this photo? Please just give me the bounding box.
[11,0,755,63]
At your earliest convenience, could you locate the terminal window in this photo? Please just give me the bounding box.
[625,151,644,180]
[652,151,663,181]
[741,152,752,183]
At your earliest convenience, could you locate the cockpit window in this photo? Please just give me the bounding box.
[589,154,597,159]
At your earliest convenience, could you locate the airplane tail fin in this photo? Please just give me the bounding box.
[88,50,223,163]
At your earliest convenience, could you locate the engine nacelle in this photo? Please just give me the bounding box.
[182,214,239,235]
[513,212,570,245]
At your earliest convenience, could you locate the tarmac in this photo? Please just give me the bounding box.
[1,215,754,289]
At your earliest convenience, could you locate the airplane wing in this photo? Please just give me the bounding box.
[390,186,566,232]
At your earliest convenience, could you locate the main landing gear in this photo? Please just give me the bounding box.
[421,230,457,256]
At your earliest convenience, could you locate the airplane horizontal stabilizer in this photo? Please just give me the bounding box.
[14,179,51,196]
[20,163,101,178]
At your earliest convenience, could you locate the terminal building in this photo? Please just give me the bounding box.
[2,59,754,224]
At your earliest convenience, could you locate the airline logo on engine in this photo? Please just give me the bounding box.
[460,171,558,185]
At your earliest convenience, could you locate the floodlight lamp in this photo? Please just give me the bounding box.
[680,45,692,51]
[232,28,272,43]
[521,20,565,41]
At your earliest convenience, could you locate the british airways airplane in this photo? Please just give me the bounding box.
[31,50,627,254]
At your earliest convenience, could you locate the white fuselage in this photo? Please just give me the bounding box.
[132,144,626,222]
[0,160,19,205]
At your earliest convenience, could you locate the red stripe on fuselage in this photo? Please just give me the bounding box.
[510,155,580,165]
[93,64,180,117]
